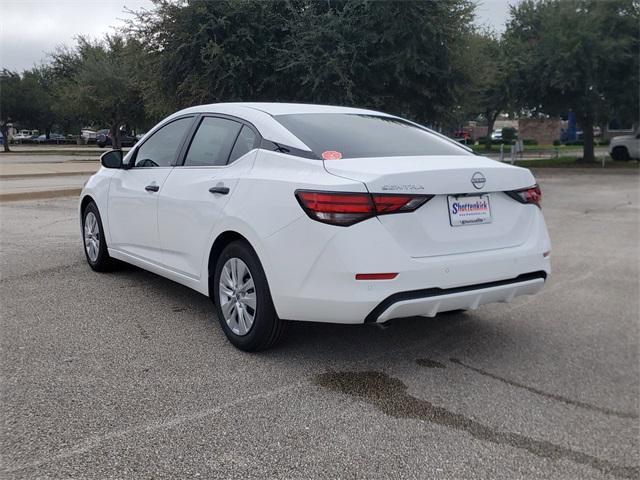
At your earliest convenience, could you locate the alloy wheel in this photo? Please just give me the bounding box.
[219,257,257,336]
[84,212,100,262]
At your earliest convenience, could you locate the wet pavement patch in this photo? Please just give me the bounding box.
[313,371,639,479]
[415,359,446,369]
[449,358,638,420]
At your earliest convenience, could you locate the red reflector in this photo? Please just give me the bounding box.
[355,273,398,280]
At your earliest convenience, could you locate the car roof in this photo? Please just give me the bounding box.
[181,102,389,117]
[163,103,394,152]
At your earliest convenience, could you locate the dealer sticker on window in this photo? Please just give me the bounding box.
[448,194,492,226]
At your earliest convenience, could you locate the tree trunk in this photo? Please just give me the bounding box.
[110,124,121,150]
[580,115,595,163]
[485,111,498,151]
[1,124,10,152]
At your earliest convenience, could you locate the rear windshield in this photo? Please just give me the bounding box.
[274,113,470,159]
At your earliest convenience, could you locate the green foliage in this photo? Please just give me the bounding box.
[0,68,56,151]
[277,0,475,124]
[504,0,640,161]
[3,0,638,156]
[128,0,298,118]
[456,30,513,149]
[50,36,146,147]
[128,0,474,125]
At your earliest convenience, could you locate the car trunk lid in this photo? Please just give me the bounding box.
[323,155,538,258]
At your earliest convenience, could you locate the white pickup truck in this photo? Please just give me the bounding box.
[609,129,640,161]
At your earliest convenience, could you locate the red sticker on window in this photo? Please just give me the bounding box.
[322,150,342,160]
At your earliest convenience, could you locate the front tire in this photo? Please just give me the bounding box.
[82,201,115,271]
[611,146,630,161]
[213,241,285,351]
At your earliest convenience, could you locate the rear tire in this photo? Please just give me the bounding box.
[611,146,630,161]
[213,241,285,351]
[82,201,115,272]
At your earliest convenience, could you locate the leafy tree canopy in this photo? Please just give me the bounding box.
[128,0,474,125]
[504,0,640,160]
[50,35,146,147]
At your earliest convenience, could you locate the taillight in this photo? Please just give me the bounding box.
[295,190,433,226]
[506,185,542,208]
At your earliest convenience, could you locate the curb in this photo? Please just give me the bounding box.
[0,171,95,180]
[0,188,82,202]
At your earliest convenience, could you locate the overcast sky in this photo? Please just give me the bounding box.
[0,0,517,73]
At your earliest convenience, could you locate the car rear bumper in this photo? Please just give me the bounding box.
[262,208,551,324]
[366,271,545,323]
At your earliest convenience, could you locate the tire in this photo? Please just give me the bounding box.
[97,143,105,148]
[82,201,115,272]
[611,146,630,161]
[213,240,285,351]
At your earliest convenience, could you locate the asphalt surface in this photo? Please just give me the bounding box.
[0,175,88,194]
[0,155,99,165]
[1,170,638,479]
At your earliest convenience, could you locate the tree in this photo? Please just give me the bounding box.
[128,0,475,126]
[0,69,53,152]
[0,70,21,152]
[456,31,512,150]
[21,68,56,137]
[504,0,640,161]
[128,0,297,117]
[51,36,146,148]
[277,0,476,125]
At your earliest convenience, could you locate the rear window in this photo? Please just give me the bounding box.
[274,113,470,159]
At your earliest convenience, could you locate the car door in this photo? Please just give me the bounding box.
[158,116,260,279]
[108,116,194,264]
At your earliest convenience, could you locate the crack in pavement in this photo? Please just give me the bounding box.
[313,370,639,479]
[0,381,306,475]
[449,358,638,420]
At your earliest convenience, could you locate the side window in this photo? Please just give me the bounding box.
[134,117,193,167]
[183,117,242,167]
[228,126,258,164]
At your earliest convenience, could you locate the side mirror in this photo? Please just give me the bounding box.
[100,149,123,169]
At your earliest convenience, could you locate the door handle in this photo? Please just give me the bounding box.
[145,184,160,192]
[209,186,230,195]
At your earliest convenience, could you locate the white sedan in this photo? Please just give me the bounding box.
[80,103,551,351]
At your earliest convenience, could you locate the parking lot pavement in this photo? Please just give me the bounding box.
[0,154,100,165]
[0,170,638,479]
[0,158,99,201]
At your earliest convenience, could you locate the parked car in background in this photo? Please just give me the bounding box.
[81,129,97,141]
[80,102,551,351]
[13,129,39,142]
[35,133,66,143]
[609,129,640,161]
[491,129,503,141]
[96,129,138,148]
[452,130,471,144]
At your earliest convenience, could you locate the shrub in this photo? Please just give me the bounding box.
[502,127,517,143]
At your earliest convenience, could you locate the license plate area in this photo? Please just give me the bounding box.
[447,194,492,226]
